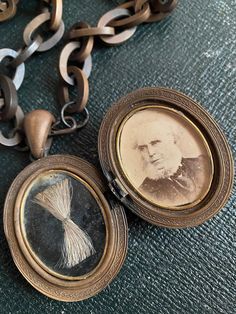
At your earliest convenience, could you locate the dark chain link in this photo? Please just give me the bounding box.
[0,0,64,147]
[0,0,178,152]
[58,0,178,115]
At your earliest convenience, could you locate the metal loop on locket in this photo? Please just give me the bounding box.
[59,41,92,85]
[50,101,89,136]
[61,101,89,129]
[98,8,137,45]
[0,48,25,90]
[23,12,65,52]
[0,105,24,147]
[50,116,77,136]
[0,74,18,120]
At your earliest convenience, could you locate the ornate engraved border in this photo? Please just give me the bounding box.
[4,155,128,301]
[98,87,234,228]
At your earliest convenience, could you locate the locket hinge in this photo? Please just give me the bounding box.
[105,172,128,201]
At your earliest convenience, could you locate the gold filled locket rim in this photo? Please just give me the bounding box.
[19,169,110,282]
[98,87,234,228]
[4,155,128,302]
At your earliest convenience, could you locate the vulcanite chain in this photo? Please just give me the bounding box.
[0,0,178,152]
[57,0,178,115]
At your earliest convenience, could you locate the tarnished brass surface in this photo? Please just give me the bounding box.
[4,155,128,301]
[98,87,234,228]
[23,109,55,159]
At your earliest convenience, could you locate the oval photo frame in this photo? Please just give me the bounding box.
[4,155,128,301]
[98,87,234,228]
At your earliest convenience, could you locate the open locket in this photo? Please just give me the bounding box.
[4,87,234,301]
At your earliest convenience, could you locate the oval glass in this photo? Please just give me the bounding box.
[20,170,107,280]
[117,106,214,209]
[4,155,128,301]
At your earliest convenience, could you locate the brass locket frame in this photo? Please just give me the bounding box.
[98,87,234,228]
[4,155,128,302]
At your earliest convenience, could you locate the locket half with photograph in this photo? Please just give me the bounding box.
[1,0,234,303]
[99,87,234,228]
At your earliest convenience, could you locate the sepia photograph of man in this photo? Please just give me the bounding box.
[119,108,213,208]
[136,120,211,207]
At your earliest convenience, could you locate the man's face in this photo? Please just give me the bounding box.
[137,122,182,180]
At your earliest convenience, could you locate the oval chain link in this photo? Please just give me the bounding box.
[0,48,25,90]
[0,0,65,147]
[0,0,178,145]
[58,0,178,115]
[40,0,63,31]
[23,12,65,52]
[109,1,151,28]
[58,66,89,113]
[0,105,24,147]
[0,74,18,120]
[66,22,94,63]
[9,35,43,68]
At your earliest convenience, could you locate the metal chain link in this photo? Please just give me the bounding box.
[0,0,178,151]
[58,0,178,117]
[0,0,65,147]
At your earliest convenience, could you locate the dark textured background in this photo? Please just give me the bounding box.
[0,1,235,313]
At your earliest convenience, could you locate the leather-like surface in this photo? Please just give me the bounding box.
[0,1,235,313]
